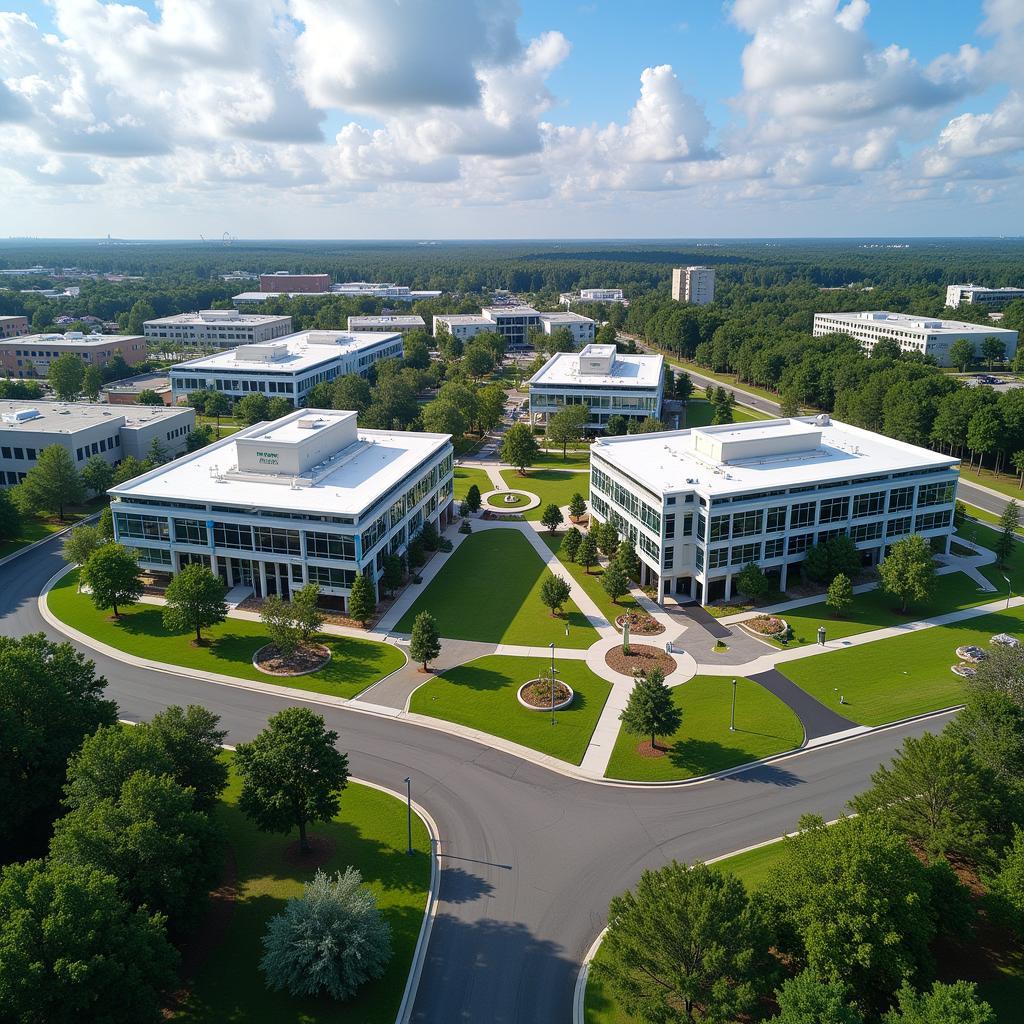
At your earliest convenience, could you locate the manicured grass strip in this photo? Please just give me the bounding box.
[961,504,1024,535]
[499,468,588,521]
[453,465,492,501]
[47,569,404,699]
[535,450,592,469]
[780,605,1024,726]
[774,570,995,648]
[958,465,1024,501]
[604,676,803,782]
[677,399,768,428]
[175,764,430,1024]
[540,532,638,623]
[395,530,597,648]
[408,655,611,764]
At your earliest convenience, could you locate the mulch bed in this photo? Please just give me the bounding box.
[254,642,330,676]
[635,739,670,758]
[614,611,665,636]
[284,833,336,871]
[521,679,572,707]
[605,643,676,678]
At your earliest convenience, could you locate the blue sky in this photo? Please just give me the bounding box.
[1,0,1021,238]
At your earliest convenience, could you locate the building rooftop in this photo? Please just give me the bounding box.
[592,415,958,497]
[110,408,450,517]
[2,332,143,348]
[538,311,596,324]
[171,330,400,374]
[950,284,1024,293]
[347,315,425,327]
[436,314,491,326]
[819,311,1018,335]
[481,304,540,317]
[0,400,189,433]
[146,310,291,326]
[529,347,663,388]
[233,291,333,302]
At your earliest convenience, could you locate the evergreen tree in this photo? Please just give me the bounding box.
[577,532,598,573]
[568,492,587,520]
[735,562,769,601]
[995,499,1019,566]
[619,668,682,749]
[347,572,376,624]
[162,562,228,643]
[541,502,564,532]
[602,563,629,604]
[381,553,404,597]
[613,537,641,582]
[465,483,482,513]
[409,611,441,670]
[561,526,582,562]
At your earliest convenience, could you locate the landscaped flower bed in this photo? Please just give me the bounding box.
[614,610,665,636]
[955,644,988,663]
[741,615,789,642]
[951,662,977,678]
[605,644,676,678]
[253,642,332,676]
[517,678,574,710]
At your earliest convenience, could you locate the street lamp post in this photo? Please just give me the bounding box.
[729,678,737,732]
[549,642,557,726]
[404,776,413,856]
[1004,575,1012,610]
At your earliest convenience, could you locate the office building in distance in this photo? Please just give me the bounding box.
[433,306,595,350]
[589,415,958,604]
[108,407,454,609]
[333,282,442,299]
[0,315,29,338]
[144,310,294,351]
[347,314,426,334]
[0,401,194,486]
[0,332,146,378]
[671,266,716,305]
[260,272,331,293]
[812,311,1018,366]
[528,344,663,430]
[170,330,403,406]
[559,288,626,305]
[945,284,1024,309]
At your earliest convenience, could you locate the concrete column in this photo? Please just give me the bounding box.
[225,559,235,587]
[944,533,952,555]
[257,560,267,598]
[779,562,788,592]
[724,573,733,601]
[657,575,665,603]
[209,554,216,575]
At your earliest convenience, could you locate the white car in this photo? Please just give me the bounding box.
[991,633,1020,648]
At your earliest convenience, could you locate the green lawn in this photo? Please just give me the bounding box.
[535,450,592,470]
[0,499,106,560]
[485,490,531,509]
[780,605,1024,726]
[453,465,492,502]
[772,570,995,648]
[175,764,430,1024]
[408,654,611,764]
[960,504,1024,535]
[604,676,804,782]
[48,569,405,699]
[961,520,1024,593]
[540,532,639,624]
[394,529,598,648]
[499,468,588,521]
[958,465,1024,501]
[678,399,768,428]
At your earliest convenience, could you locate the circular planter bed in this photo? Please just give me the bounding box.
[605,643,676,678]
[741,615,789,642]
[517,678,574,711]
[955,644,988,663]
[951,662,977,678]
[614,610,665,636]
[485,491,530,510]
[253,642,331,677]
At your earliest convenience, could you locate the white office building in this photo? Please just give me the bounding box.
[144,310,294,351]
[559,288,626,305]
[529,344,664,430]
[233,290,332,306]
[333,282,442,299]
[108,408,454,609]
[945,284,1024,309]
[812,311,1018,366]
[347,315,426,334]
[589,415,958,604]
[671,266,716,305]
[433,305,594,350]
[0,401,194,486]
[538,311,597,346]
[170,331,403,406]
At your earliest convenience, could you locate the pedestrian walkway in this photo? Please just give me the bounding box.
[747,668,858,741]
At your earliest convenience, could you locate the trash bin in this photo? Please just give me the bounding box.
[817,626,826,646]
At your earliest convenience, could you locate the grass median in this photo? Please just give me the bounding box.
[453,465,492,502]
[48,568,405,699]
[499,468,588,521]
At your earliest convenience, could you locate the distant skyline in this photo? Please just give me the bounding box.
[1,1,1022,239]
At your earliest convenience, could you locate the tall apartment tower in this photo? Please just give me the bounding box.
[671,266,716,305]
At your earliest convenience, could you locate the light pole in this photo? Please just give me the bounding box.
[404,776,413,855]
[729,678,737,732]
[549,642,557,726]
[1004,575,1013,610]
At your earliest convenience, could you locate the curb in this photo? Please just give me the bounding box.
[0,510,100,569]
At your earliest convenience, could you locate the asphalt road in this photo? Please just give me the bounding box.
[2,534,955,1022]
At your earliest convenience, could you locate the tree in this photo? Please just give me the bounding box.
[144,436,167,467]
[995,499,1019,566]
[631,415,665,434]
[80,454,113,496]
[501,422,540,473]
[126,298,156,335]
[769,971,864,1024]
[135,388,164,406]
[981,336,1006,370]
[547,404,589,459]
[541,502,564,532]
[561,525,582,562]
[849,732,1003,865]
[381,553,404,597]
[945,689,1024,796]
[49,770,221,928]
[594,860,774,1024]
[884,981,995,1024]
[409,610,441,670]
[406,536,426,572]
[601,562,629,604]
[97,504,114,540]
[675,370,693,401]
[48,351,85,400]
[347,572,376,624]
[712,398,734,425]
[595,520,619,558]
[780,389,801,418]
[81,543,142,618]
[613,537,641,582]
[82,364,104,401]
[403,334,430,369]
[605,414,629,436]
[235,707,349,854]
[989,826,1024,935]
[236,392,271,426]
[112,455,146,486]
[62,523,103,578]
[162,562,227,643]
[735,562,769,601]
[826,573,854,616]
[0,487,22,542]
[465,483,482,513]
[568,492,587,520]
[331,373,373,414]
[476,384,506,433]
[16,443,84,521]
[619,667,682,749]
[577,532,598,573]
[144,704,228,812]
[0,859,178,1024]
[205,392,230,432]
[260,594,301,658]
[539,573,571,616]
[0,633,117,852]
[802,535,861,584]
[186,423,215,451]
[267,397,293,420]
[949,337,975,373]
[260,867,392,1000]
[421,399,467,438]
[879,534,935,612]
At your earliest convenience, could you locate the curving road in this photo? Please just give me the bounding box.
[2,534,954,1022]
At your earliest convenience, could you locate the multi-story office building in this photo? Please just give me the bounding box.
[144,310,294,351]
[347,315,426,334]
[0,316,29,338]
[260,272,331,293]
[169,330,403,406]
[812,311,1018,366]
[671,266,716,305]
[233,290,332,306]
[559,288,626,305]
[333,282,442,299]
[434,305,543,351]
[0,401,194,486]
[945,284,1024,309]
[0,333,146,378]
[537,312,597,346]
[109,408,454,610]
[528,344,663,430]
[589,415,958,604]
